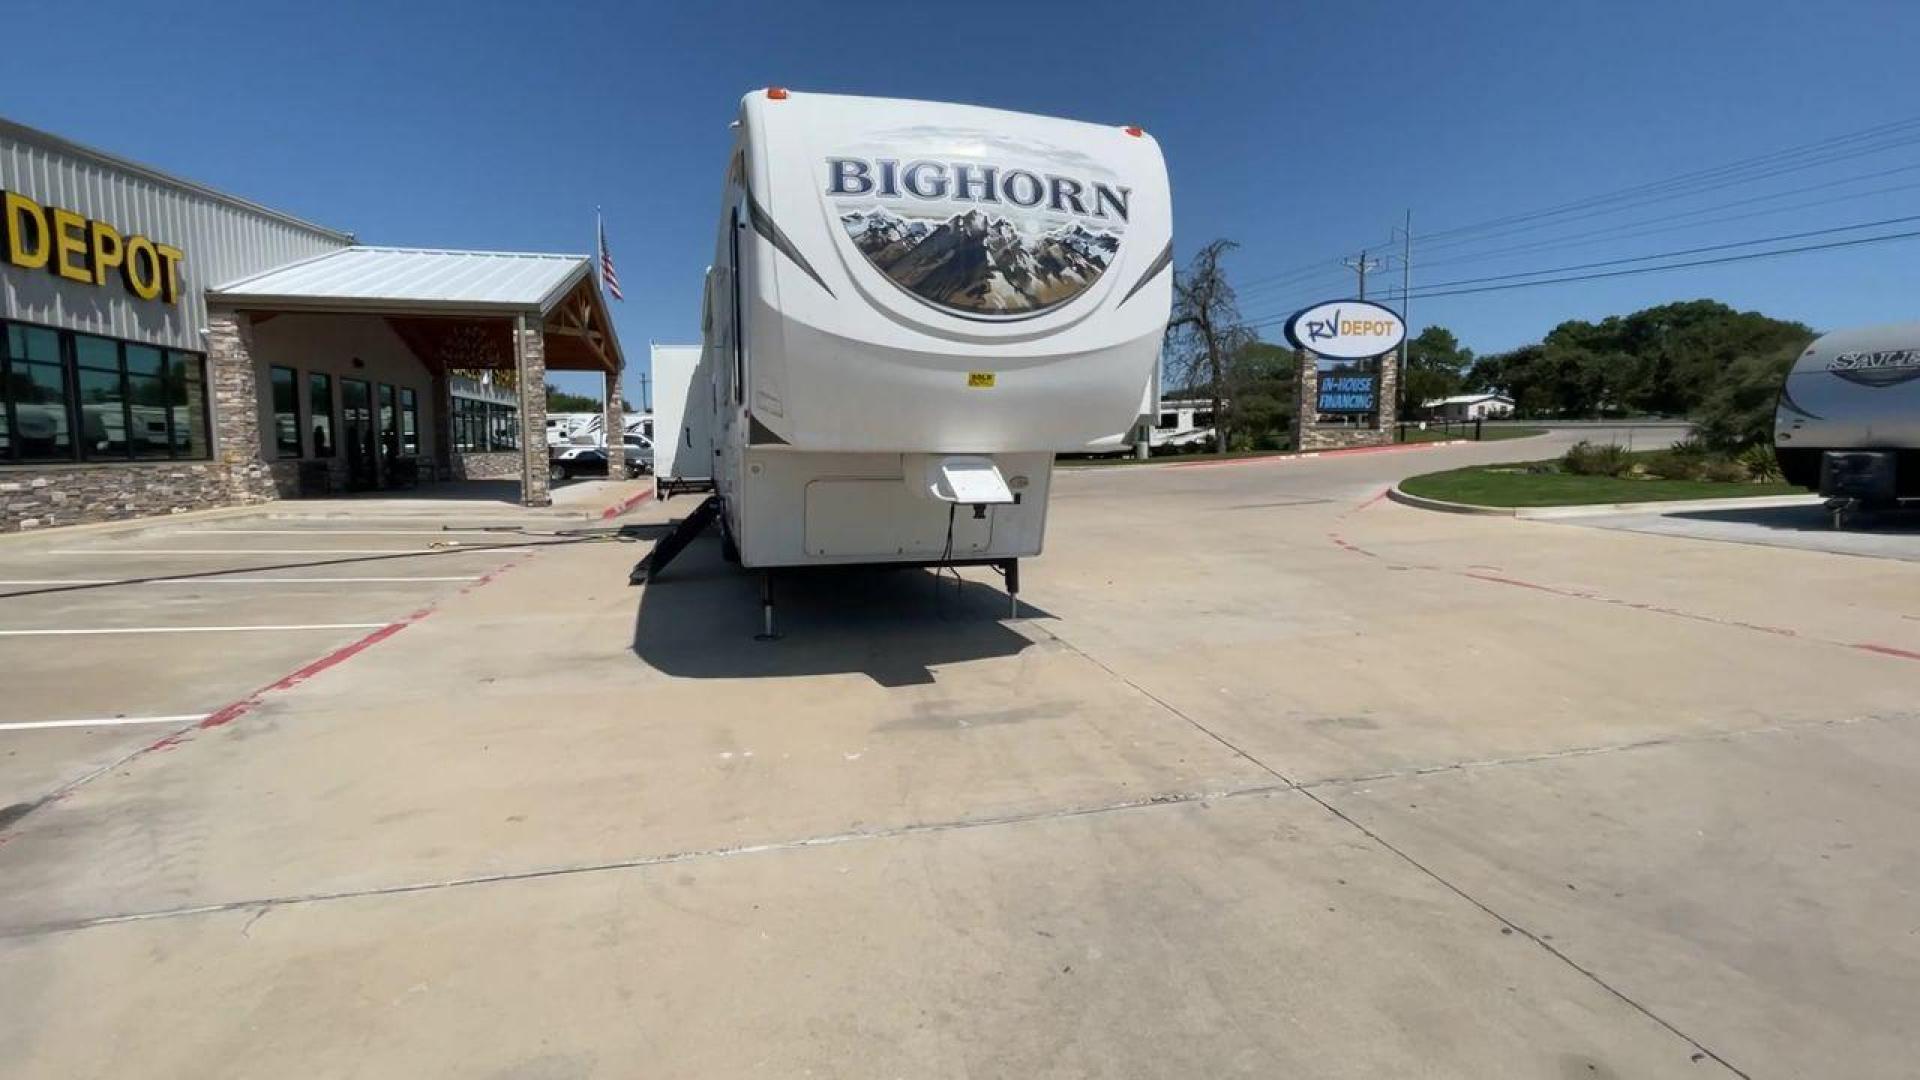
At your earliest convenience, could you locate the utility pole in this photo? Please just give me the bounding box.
[1341,250,1385,300]
[1397,210,1412,415]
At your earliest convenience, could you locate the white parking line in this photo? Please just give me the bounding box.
[46,548,534,555]
[0,576,481,586]
[0,714,205,732]
[0,623,388,637]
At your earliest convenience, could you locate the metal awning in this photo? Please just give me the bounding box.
[207,246,623,373]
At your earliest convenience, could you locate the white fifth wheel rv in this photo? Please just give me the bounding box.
[654,89,1171,620]
[1774,321,1920,521]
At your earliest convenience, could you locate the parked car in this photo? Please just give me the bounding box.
[548,444,608,483]
[623,434,655,478]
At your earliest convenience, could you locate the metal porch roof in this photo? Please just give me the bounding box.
[207,246,593,314]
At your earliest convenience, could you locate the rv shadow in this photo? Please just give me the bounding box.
[1669,503,1920,534]
[629,535,1049,687]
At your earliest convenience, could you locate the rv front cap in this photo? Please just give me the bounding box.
[1283,299,1406,359]
[1,190,185,305]
[826,158,1131,222]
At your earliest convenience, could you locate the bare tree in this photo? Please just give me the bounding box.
[1166,239,1253,453]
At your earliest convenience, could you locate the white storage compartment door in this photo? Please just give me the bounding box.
[804,479,992,559]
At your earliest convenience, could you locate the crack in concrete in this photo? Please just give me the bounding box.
[1037,618,1753,1079]
[0,781,1297,941]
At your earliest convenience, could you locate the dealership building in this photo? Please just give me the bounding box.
[0,117,626,532]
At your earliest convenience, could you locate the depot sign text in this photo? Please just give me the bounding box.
[2,191,185,305]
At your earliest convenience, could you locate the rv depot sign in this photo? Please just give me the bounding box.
[2,190,186,305]
[1282,299,1406,360]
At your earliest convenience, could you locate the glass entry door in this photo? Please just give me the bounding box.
[341,378,377,489]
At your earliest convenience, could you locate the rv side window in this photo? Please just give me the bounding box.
[729,202,746,404]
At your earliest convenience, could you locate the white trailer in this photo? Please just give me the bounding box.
[1774,321,1920,518]
[651,343,715,497]
[646,89,1171,622]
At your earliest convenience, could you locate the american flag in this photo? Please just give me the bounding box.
[598,212,624,301]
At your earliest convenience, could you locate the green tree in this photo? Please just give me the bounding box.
[1225,339,1296,449]
[546,382,602,412]
[1693,342,1802,451]
[1403,326,1473,414]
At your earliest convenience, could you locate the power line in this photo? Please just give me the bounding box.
[1372,213,1920,293]
[1234,116,1920,295]
[1411,170,1920,274]
[1246,226,1920,326]
[1416,115,1920,246]
[1240,195,1920,323]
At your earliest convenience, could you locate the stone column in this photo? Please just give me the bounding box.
[1292,347,1318,451]
[515,314,551,507]
[1377,346,1402,440]
[603,368,625,478]
[430,366,453,480]
[205,308,277,505]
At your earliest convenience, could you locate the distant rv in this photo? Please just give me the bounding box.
[660,89,1172,616]
[1774,321,1919,515]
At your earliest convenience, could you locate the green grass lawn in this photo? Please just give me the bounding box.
[1396,425,1545,444]
[1401,456,1803,508]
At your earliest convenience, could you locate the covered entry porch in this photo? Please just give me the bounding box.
[207,246,626,508]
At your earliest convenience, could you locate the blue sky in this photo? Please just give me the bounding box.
[11,0,1920,402]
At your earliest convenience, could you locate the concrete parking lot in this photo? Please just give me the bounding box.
[1,431,1916,1078]
[1552,496,1920,562]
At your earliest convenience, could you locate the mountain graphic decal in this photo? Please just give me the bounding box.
[840,207,1119,316]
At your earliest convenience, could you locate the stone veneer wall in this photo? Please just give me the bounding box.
[516,317,551,507]
[0,463,237,531]
[1292,347,1401,452]
[0,310,278,532]
[454,452,522,480]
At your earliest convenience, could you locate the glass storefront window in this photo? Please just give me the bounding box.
[8,324,71,462]
[125,345,171,460]
[377,383,397,465]
[308,372,335,458]
[449,396,520,453]
[270,366,300,458]
[1,322,208,465]
[400,387,419,455]
[74,335,125,461]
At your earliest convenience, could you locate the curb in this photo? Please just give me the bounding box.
[599,488,656,520]
[1386,485,1517,516]
[1514,494,1821,519]
[1388,485,1823,519]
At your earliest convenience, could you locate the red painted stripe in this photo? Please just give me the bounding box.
[600,488,656,520]
[1852,642,1920,662]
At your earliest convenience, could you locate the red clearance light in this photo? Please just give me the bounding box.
[1123,125,1143,137]
[767,87,790,100]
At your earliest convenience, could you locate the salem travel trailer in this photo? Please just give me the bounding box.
[650,90,1171,620]
[1775,321,1920,522]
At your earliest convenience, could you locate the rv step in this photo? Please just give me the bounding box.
[629,495,720,585]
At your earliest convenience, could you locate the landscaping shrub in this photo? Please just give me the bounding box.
[1738,443,1784,482]
[1699,457,1749,483]
[1667,435,1709,458]
[1562,440,1633,477]
[1640,450,1704,481]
